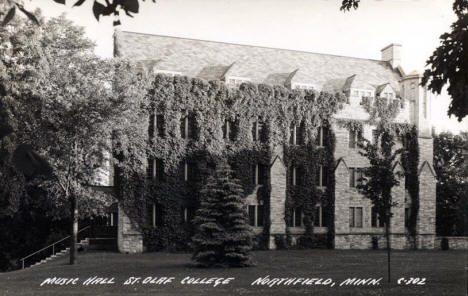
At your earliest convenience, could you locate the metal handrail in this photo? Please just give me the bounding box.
[20,225,91,269]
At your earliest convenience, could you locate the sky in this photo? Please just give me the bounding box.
[26,0,468,134]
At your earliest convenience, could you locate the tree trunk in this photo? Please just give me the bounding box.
[69,195,78,265]
[385,210,391,283]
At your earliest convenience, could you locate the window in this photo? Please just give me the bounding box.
[154,70,181,77]
[149,113,164,138]
[315,165,328,188]
[147,158,164,182]
[184,161,198,182]
[253,163,266,185]
[227,77,251,88]
[248,205,264,227]
[252,119,266,142]
[287,207,303,227]
[180,113,197,139]
[149,203,163,227]
[349,129,358,148]
[293,83,314,90]
[222,119,238,141]
[291,166,305,186]
[371,207,385,227]
[372,129,379,145]
[290,124,296,145]
[405,208,410,228]
[107,212,117,226]
[156,115,165,137]
[181,207,195,223]
[316,125,328,147]
[314,206,323,227]
[349,207,363,228]
[349,168,364,188]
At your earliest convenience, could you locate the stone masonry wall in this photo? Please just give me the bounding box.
[416,137,436,249]
[435,237,468,250]
[117,204,144,253]
[269,145,287,249]
[333,123,410,249]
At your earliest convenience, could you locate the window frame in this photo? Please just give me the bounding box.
[248,204,264,227]
[314,206,323,227]
[349,206,363,228]
[349,129,357,149]
[288,207,303,227]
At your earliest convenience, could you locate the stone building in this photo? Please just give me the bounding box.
[111,30,436,252]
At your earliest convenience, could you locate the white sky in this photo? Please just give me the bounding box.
[26,0,468,134]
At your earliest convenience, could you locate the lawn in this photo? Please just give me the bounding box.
[0,250,466,296]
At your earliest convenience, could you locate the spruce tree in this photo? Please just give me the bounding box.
[191,163,253,267]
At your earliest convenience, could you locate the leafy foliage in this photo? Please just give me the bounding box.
[434,132,468,235]
[340,0,360,11]
[191,162,253,267]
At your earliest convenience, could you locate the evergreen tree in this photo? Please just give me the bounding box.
[191,163,253,267]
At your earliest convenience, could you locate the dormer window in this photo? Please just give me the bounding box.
[226,76,251,88]
[154,69,182,77]
[292,83,314,90]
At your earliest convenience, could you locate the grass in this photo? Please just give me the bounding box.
[0,249,466,295]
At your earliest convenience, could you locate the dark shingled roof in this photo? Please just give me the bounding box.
[114,30,403,92]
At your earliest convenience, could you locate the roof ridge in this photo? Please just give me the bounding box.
[117,30,386,63]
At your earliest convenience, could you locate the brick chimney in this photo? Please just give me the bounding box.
[381,43,402,69]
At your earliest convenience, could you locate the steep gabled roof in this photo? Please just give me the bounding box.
[114,31,403,91]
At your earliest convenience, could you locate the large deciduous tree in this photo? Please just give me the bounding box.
[434,132,468,236]
[1,12,149,265]
[341,0,468,121]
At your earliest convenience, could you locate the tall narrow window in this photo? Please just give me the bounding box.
[349,168,355,187]
[316,126,322,147]
[248,205,264,227]
[150,203,163,227]
[223,120,230,140]
[252,119,266,142]
[287,207,303,227]
[290,124,297,145]
[180,115,188,139]
[180,113,197,139]
[291,166,297,186]
[405,208,410,228]
[181,207,195,223]
[349,207,363,228]
[253,164,266,185]
[148,114,155,138]
[372,129,379,145]
[156,114,165,137]
[184,161,197,182]
[314,206,323,227]
[349,129,357,148]
[315,166,327,188]
[371,206,384,227]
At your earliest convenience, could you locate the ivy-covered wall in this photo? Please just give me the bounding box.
[117,74,349,251]
[116,73,426,251]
